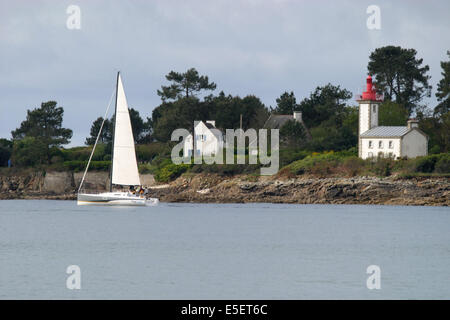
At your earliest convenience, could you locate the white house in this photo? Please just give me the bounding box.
[357,75,428,160]
[183,120,223,157]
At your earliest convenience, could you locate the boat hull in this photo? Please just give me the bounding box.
[77,192,158,206]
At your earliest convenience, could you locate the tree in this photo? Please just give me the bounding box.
[280,120,307,147]
[129,108,146,143]
[86,108,147,145]
[11,137,47,167]
[274,91,297,114]
[85,117,112,145]
[378,101,409,126]
[368,46,432,115]
[419,113,450,153]
[11,101,72,163]
[157,68,217,101]
[0,138,12,166]
[435,51,450,117]
[297,84,352,128]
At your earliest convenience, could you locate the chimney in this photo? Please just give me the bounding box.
[293,111,302,122]
[206,120,216,127]
[407,119,419,129]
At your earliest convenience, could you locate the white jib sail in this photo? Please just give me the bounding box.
[111,74,141,186]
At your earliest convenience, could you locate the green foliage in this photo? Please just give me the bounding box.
[368,46,431,114]
[287,152,341,175]
[85,117,111,145]
[273,91,297,114]
[435,51,450,116]
[11,137,47,167]
[136,142,171,163]
[282,150,450,177]
[370,158,394,177]
[279,149,310,167]
[411,154,450,173]
[298,84,352,128]
[280,120,307,148]
[378,101,409,126]
[152,93,269,142]
[0,138,12,166]
[154,163,190,182]
[419,112,450,153]
[86,108,148,145]
[190,163,260,176]
[63,160,110,172]
[434,154,450,173]
[11,101,72,164]
[157,68,217,102]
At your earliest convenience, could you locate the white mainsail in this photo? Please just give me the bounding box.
[111,73,141,186]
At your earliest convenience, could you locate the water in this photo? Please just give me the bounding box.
[0,200,449,299]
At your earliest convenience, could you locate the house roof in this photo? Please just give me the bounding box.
[263,115,294,129]
[360,126,410,137]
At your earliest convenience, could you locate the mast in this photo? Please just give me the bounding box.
[109,71,120,192]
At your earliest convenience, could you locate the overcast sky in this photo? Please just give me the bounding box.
[1,0,449,146]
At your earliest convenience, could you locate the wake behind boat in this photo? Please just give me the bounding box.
[77,72,159,206]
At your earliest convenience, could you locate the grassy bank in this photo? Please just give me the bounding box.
[2,143,449,183]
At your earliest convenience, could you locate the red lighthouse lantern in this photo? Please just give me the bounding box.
[359,75,383,101]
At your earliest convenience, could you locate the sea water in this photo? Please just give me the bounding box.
[0,200,449,299]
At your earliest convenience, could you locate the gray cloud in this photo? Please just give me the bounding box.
[0,0,449,146]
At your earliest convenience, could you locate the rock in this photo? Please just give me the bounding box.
[43,171,74,193]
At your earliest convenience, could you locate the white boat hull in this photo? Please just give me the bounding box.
[77,192,159,206]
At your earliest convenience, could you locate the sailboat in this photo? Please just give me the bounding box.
[77,72,159,206]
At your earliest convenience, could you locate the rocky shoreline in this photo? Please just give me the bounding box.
[0,170,448,206]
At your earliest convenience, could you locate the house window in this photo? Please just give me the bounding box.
[373,105,376,113]
[378,141,383,149]
[378,152,383,158]
[368,140,373,149]
[388,152,393,158]
[389,141,393,149]
[196,134,206,142]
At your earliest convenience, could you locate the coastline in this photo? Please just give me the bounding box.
[0,170,448,206]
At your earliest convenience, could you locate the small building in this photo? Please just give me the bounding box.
[183,120,223,157]
[357,75,428,159]
[263,111,311,140]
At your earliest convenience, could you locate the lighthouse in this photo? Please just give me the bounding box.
[357,75,382,157]
[356,75,428,160]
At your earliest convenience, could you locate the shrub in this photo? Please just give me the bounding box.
[434,154,450,173]
[370,158,394,177]
[341,156,365,176]
[279,149,310,167]
[136,143,171,163]
[63,160,110,172]
[288,153,340,175]
[11,137,47,166]
[154,163,190,182]
[413,155,440,173]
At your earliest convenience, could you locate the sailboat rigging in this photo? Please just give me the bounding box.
[77,72,159,206]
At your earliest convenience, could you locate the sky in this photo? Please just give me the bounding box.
[0,0,449,146]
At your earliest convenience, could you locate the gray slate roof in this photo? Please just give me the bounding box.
[263,115,294,129]
[360,126,409,137]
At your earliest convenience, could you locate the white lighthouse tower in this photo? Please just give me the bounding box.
[357,75,382,157]
[356,75,428,160]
